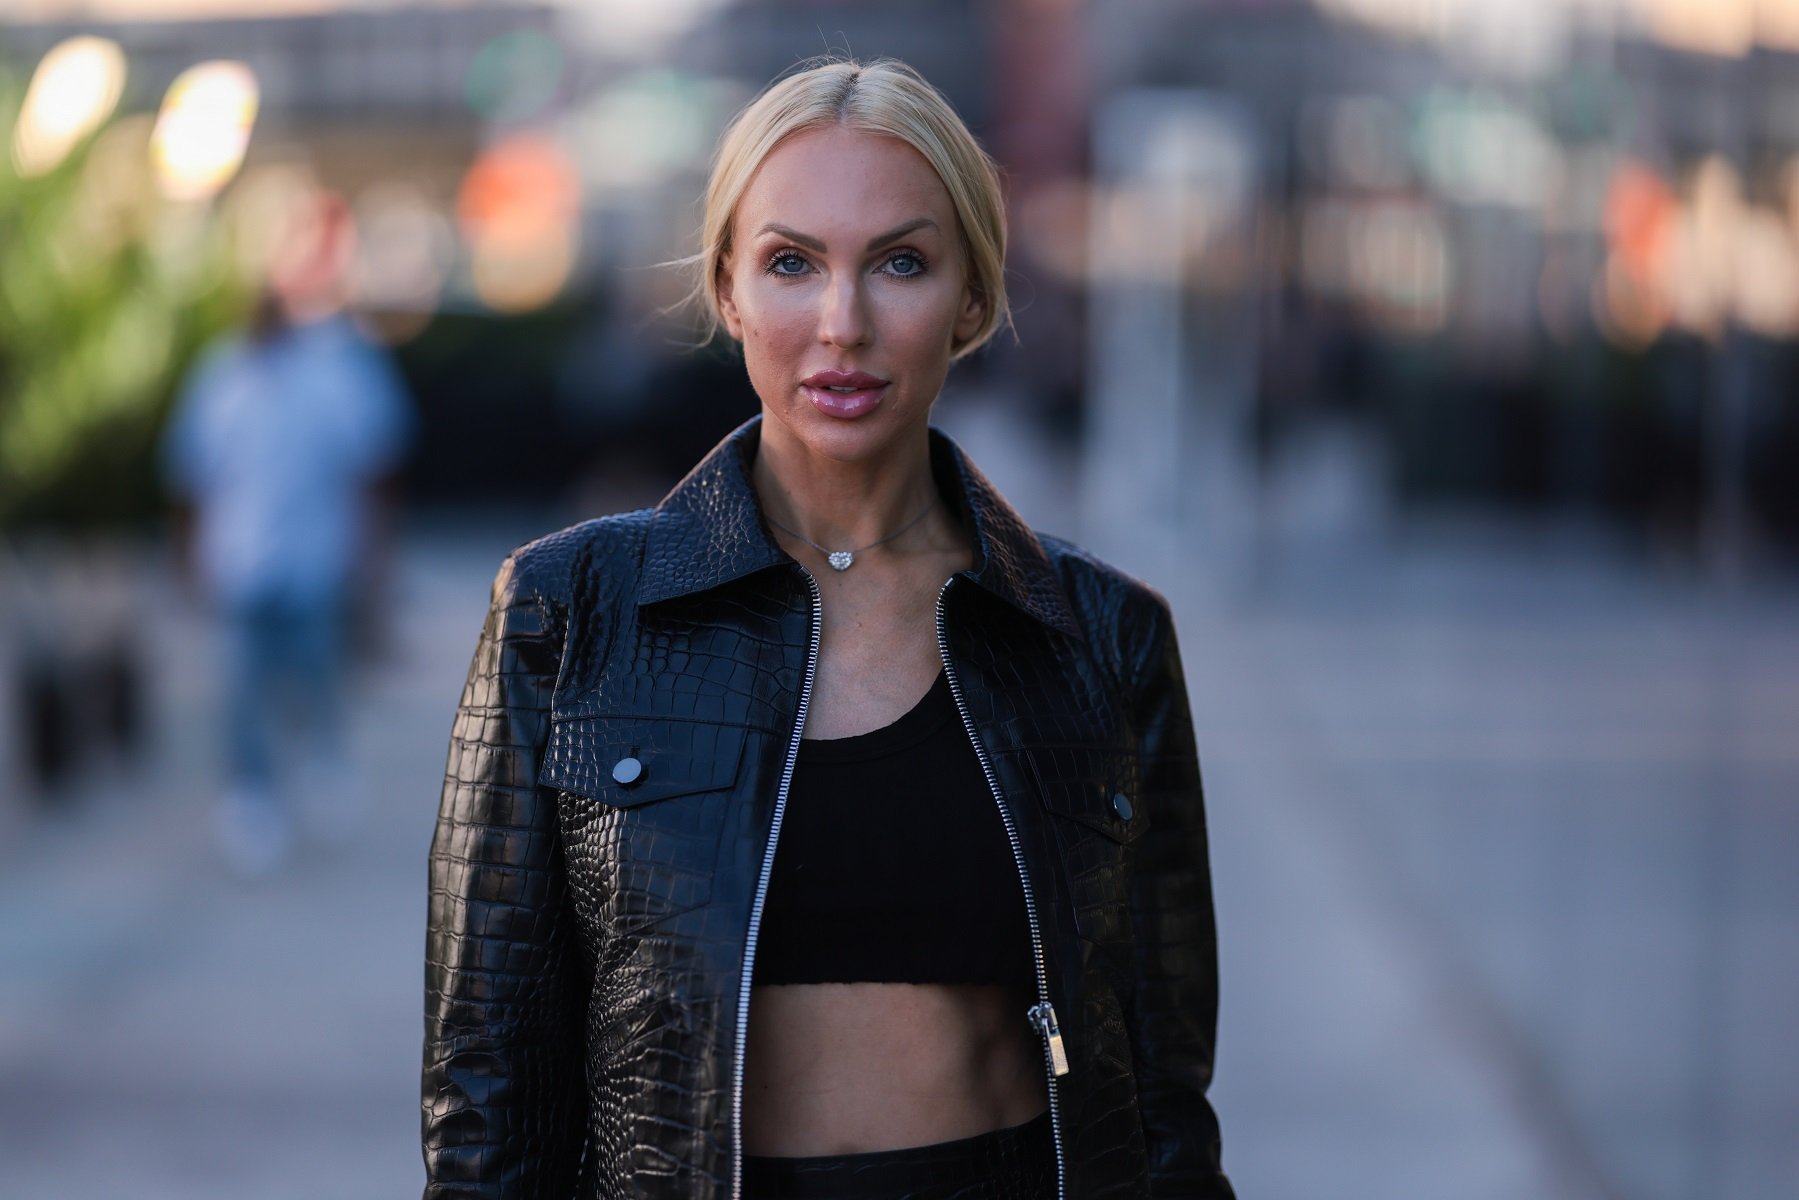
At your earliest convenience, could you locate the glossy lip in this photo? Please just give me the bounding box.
[800,368,889,419]
[802,368,888,388]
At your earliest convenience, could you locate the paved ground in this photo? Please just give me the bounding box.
[1,412,1794,1200]
[1192,535,1799,1200]
[0,517,527,1200]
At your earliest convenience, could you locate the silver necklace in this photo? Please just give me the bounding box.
[765,498,936,571]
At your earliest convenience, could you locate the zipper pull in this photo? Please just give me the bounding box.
[1028,1001,1072,1077]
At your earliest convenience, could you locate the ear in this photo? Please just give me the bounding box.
[952,277,985,346]
[716,255,744,341]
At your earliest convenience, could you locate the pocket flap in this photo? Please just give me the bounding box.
[541,716,748,808]
[1026,745,1145,844]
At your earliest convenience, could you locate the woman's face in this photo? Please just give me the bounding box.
[717,124,985,466]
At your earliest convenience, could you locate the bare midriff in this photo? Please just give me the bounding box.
[741,980,1050,1156]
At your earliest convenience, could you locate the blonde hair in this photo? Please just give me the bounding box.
[676,56,1012,361]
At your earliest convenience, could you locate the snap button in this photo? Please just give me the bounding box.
[1111,791,1134,822]
[611,756,644,786]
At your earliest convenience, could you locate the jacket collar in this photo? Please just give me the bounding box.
[637,414,1083,641]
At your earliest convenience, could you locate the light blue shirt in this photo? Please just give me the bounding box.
[160,314,415,608]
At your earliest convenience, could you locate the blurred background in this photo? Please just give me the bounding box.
[1,1,1795,1197]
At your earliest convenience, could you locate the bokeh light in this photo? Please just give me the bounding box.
[150,60,259,202]
[350,183,456,340]
[1413,90,1562,211]
[562,69,722,190]
[215,161,315,289]
[1668,155,1743,338]
[10,35,127,179]
[1730,205,1799,337]
[464,29,565,126]
[1593,158,1676,346]
[456,132,581,313]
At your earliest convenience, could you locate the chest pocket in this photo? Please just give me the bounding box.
[1026,745,1145,947]
[541,716,747,936]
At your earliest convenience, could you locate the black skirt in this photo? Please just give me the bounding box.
[741,1108,1056,1200]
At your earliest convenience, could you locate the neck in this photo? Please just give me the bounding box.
[750,417,942,553]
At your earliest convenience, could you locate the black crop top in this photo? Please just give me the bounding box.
[751,668,1033,987]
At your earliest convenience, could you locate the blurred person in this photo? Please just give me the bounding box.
[161,189,414,876]
[422,57,1232,1199]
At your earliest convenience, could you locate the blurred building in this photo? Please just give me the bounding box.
[5,0,1798,543]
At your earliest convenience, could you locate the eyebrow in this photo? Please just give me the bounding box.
[755,217,939,253]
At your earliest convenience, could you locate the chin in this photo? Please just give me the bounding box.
[767,390,930,464]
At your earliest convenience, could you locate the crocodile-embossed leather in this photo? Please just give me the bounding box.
[423,415,1233,1200]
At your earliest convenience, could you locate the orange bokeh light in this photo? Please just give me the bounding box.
[455,133,579,246]
[455,133,582,312]
[1602,160,1675,284]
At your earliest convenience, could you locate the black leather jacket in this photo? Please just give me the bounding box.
[422,416,1232,1199]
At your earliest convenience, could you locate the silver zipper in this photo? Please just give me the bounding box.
[1027,1000,1071,1076]
[935,575,1069,1200]
[731,565,822,1200]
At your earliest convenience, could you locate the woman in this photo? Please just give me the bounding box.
[423,57,1232,1200]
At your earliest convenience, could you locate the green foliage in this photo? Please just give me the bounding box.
[0,62,249,530]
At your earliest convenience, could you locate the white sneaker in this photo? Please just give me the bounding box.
[214,787,294,878]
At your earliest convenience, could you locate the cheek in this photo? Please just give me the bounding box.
[737,284,806,341]
[888,288,962,350]
[741,304,807,357]
[737,301,810,391]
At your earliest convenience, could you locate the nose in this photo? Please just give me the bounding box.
[816,270,871,349]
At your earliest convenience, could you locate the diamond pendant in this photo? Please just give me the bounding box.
[827,550,854,571]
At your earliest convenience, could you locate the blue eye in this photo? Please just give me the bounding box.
[886,252,926,277]
[765,251,808,276]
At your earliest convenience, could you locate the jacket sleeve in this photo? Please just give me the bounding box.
[1122,593,1234,1199]
[422,550,586,1197]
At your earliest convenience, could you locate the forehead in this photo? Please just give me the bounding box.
[735,124,956,239]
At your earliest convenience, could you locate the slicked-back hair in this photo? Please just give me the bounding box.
[675,55,1012,362]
